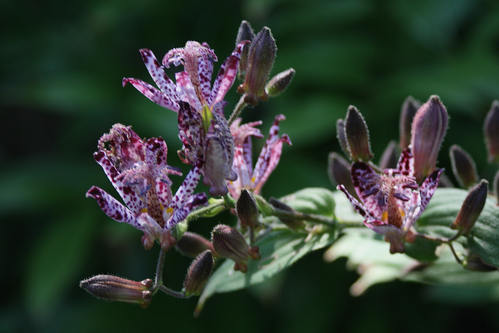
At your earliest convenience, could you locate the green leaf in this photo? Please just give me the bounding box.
[280,187,336,217]
[196,228,335,315]
[332,191,363,224]
[417,188,499,267]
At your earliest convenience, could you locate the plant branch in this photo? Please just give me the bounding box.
[158,285,192,299]
[228,95,248,125]
[152,248,166,294]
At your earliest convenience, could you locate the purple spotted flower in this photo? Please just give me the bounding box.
[228,114,291,199]
[338,148,443,253]
[86,124,207,250]
[123,41,248,196]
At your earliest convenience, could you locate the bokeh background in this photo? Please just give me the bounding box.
[2,0,499,332]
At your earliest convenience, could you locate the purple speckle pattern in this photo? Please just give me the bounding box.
[86,186,137,226]
[228,114,291,199]
[338,147,442,253]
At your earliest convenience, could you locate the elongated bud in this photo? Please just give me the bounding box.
[484,100,499,163]
[411,95,448,183]
[345,106,373,162]
[494,171,499,206]
[265,68,295,97]
[328,152,355,196]
[240,27,277,105]
[449,145,478,189]
[175,232,214,258]
[80,275,152,307]
[237,189,259,228]
[211,224,251,272]
[451,180,488,234]
[399,96,420,149]
[236,20,255,81]
[336,119,349,157]
[268,197,305,229]
[183,250,214,296]
[379,141,399,169]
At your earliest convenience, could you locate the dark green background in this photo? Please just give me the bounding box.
[2,0,499,332]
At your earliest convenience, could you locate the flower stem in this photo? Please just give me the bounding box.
[228,95,248,125]
[158,285,191,299]
[152,248,166,294]
[448,242,463,265]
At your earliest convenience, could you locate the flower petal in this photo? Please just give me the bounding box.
[396,147,414,176]
[171,166,202,210]
[210,41,247,106]
[419,168,443,211]
[351,162,384,217]
[253,114,291,193]
[122,77,179,112]
[178,102,204,165]
[139,49,178,106]
[175,71,202,111]
[93,151,145,214]
[86,186,138,227]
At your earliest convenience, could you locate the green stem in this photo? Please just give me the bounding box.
[448,242,464,265]
[228,95,248,125]
[185,200,226,223]
[152,249,166,294]
[271,207,335,226]
[158,285,192,299]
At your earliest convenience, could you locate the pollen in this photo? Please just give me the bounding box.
[399,208,405,218]
[382,211,388,222]
[140,208,148,213]
[251,176,256,183]
[166,207,174,215]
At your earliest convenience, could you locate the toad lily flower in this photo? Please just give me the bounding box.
[228,114,291,199]
[86,124,207,250]
[123,41,248,196]
[338,149,443,253]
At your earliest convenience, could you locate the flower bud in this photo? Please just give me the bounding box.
[328,152,355,196]
[451,180,488,234]
[268,197,304,229]
[484,100,499,163]
[345,106,373,162]
[336,118,349,157]
[411,95,448,183]
[265,68,295,97]
[379,141,399,170]
[183,250,214,296]
[175,232,214,258]
[235,20,255,81]
[240,27,277,105]
[237,189,259,228]
[494,171,499,206]
[399,96,420,149]
[449,144,478,189]
[80,275,153,307]
[211,224,250,272]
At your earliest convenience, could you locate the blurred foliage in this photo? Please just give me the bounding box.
[1,0,499,332]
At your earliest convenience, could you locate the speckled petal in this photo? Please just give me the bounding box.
[172,166,202,210]
[178,102,204,165]
[253,114,291,193]
[210,41,247,106]
[175,71,202,111]
[197,52,214,103]
[419,168,443,211]
[337,184,368,218]
[122,77,179,112]
[396,147,414,176]
[93,151,145,214]
[86,186,138,227]
[351,162,384,217]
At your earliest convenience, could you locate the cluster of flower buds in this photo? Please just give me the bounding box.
[235,21,295,106]
[331,95,498,254]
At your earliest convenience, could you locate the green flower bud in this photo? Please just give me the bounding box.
[211,224,250,272]
[399,96,420,149]
[379,141,399,170]
[345,106,373,162]
[449,144,478,189]
[484,100,499,163]
[235,20,255,81]
[175,232,214,258]
[240,27,277,105]
[451,180,488,234]
[237,189,259,228]
[336,118,349,158]
[265,68,295,97]
[183,250,214,296]
[411,95,448,183]
[80,275,153,307]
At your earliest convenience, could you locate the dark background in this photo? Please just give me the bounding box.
[2,0,499,332]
